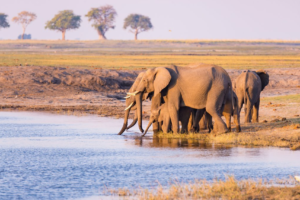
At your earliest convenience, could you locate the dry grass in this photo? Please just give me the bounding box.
[2,39,300,69]
[1,53,300,69]
[105,176,300,199]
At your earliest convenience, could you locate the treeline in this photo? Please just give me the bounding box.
[0,5,153,40]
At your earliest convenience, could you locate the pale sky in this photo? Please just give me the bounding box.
[1,0,300,40]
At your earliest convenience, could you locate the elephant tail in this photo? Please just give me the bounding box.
[231,84,235,114]
[244,70,250,106]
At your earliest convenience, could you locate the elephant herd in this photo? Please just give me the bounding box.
[118,64,269,136]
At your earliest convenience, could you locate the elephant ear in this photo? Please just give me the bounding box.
[153,67,171,97]
[256,69,269,91]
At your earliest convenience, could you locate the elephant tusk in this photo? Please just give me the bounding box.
[124,102,134,111]
[127,91,140,96]
[124,96,131,99]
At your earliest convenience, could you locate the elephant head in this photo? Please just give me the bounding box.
[118,72,148,135]
[256,70,269,91]
[142,105,163,136]
[128,67,172,133]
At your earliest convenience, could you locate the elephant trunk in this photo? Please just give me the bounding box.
[136,93,144,133]
[118,109,130,135]
[142,120,153,137]
[127,116,138,130]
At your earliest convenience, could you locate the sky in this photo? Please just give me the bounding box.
[1,0,300,40]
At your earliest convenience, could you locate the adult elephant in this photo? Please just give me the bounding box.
[235,70,269,123]
[126,64,233,134]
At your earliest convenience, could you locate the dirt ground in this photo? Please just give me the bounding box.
[0,66,300,140]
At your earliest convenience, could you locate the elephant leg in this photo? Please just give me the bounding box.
[168,104,179,134]
[187,112,193,132]
[152,121,159,134]
[223,112,232,132]
[206,89,228,134]
[199,111,208,130]
[252,98,260,123]
[245,100,253,123]
[233,107,241,132]
[237,94,244,114]
[180,108,192,134]
[193,109,205,132]
[206,113,213,133]
[162,114,170,133]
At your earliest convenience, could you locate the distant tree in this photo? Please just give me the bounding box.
[85,5,117,40]
[0,13,10,29]
[18,34,31,39]
[12,11,36,39]
[123,14,153,40]
[45,10,81,40]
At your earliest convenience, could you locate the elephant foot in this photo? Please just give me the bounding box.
[153,129,160,134]
[190,127,199,133]
[236,125,241,133]
[228,127,232,132]
[212,128,228,134]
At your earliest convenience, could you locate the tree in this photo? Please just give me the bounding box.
[0,13,10,29]
[12,11,36,39]
[45,10,81,40]
[123,14,153,40]
[86,5,117,40]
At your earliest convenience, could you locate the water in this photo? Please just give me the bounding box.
[0,111,299,200]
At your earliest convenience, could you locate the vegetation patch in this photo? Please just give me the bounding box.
[154,118,300,150]
[104,176,300,199]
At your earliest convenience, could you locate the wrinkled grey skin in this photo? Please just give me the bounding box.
[133,64,233,134]
[143,102,193,136]
[235,70,269,123]
[199,90,241,133]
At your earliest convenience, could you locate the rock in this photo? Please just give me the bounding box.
[281,118,287,121]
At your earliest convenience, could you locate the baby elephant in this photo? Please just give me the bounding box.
[235,70,269,123]
[143,103,192,136]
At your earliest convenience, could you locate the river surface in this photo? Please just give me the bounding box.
[0,111,299,200]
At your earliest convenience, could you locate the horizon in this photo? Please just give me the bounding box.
[1,0,300,41]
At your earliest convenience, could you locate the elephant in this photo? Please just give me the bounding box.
[196,90,241,132]
[118,72,148,135]
[235,70,269,123]
[143,102,193,136]
[125,64,233,134]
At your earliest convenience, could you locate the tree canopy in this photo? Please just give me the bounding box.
[12,11,36,39]
[45,10,81,40]
[85,5,117,40]
[123,14,153,40]
[0,13,10,29]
